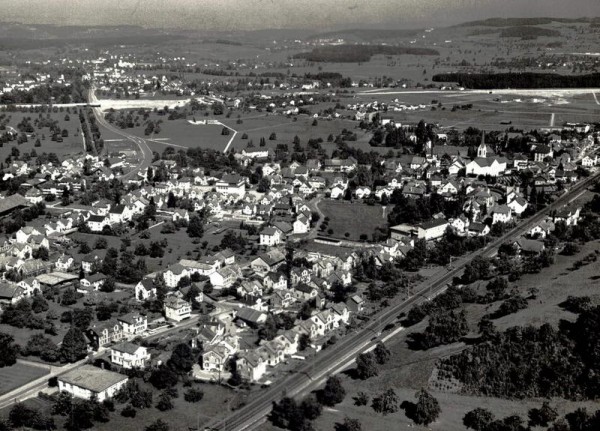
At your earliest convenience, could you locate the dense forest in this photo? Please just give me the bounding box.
[440,305,600,400]
[499,26,561,38]
[432,72,600,89]
[294,45,439,63]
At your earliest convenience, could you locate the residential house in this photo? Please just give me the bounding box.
[491,205,512,224]
[251,249,286,275]
[417,219,449,241]
[271,290,295,309]
[135,278,157,301]
[0,283,26,307]
[209,265,240,289]
[55,254,74,272]
[260,227,283,246]
[110,343,151,369]
[117,313,148,337]
[346,294,365,313]
[164,264,189,288]
[79,273,107,291]
[468,222,490,237]
[237,351,266,382]
[164,297,192,322]
[87,215,109,232]
[263,272,287,290]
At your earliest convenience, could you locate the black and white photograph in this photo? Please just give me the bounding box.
[0,1,599,430]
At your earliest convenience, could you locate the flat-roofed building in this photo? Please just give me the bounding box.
[58,365,128,402]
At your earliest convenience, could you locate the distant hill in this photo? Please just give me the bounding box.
[306,28,422,43]
[456,17,590,27]
[0,35,186,50]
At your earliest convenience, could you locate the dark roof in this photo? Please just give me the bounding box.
[88,215,105,222]
[111,342,144,355]
[0,194,30,215]
[420,218,448,230]
[235,307,265,324]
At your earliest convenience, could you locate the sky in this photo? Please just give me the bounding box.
[2,0,600,31]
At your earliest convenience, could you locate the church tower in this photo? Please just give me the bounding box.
[477,132,487,158]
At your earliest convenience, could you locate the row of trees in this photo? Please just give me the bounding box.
[463,404,600,431]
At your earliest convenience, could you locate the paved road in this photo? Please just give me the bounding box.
[87,87,153,181]
[205,171,600,431]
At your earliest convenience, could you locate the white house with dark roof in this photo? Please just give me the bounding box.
[260,226,283,246]
[135,278,157,301]
[164,297,192,322]
[79,273,107,291]
[164,263,189,288]
[110,342,151,369]
[117,313,147,337]
[237,350,266,382]
[417,219,449,241]
[491,205,512,224]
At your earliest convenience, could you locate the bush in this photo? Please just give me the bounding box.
[319,376,346,406]
[184,388,204,403]
[121,404,137,417]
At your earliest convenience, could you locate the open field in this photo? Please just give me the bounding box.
[317,200,388,241]
[351,88,600,131]
[0,109,85,161]
[0,362,49,396]
[94,380,239,431]
[222,115,359,151]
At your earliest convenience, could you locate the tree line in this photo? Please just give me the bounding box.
[433,72,600,89]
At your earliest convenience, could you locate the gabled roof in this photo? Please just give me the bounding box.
[0,282,24,300]
[112,342,144,355]
[235,307,266,324]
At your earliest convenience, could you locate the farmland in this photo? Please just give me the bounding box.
[0,362,49,396]
[351,88,600,131]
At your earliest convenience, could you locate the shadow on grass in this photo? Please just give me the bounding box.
[340,367,361,380]
[400,400,417,422]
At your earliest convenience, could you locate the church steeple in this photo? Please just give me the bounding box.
[477,131,487,158]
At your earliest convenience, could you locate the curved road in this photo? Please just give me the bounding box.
[206,171,600,431]
[87,88,153,181]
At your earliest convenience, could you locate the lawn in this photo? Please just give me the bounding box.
[0,109,86,161]
[93,379,239,431]
[99,111,232,154]
[317,200,389,241]
[0,362,50,396]
[221,114,377,154]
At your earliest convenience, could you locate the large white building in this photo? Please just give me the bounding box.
[58,365,128,402]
